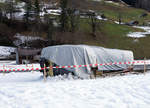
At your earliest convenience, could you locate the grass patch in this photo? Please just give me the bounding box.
[77,19,150,58]
[83,0,150,25]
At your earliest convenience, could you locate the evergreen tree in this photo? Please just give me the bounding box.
[34,0,40,17]
[33,0,42,37]
[24,0,32,24]
[118,12,122,24]
[59,0,69,32]
[68,8,79,32]
[0,7,2,22]
[5,0,15,20]
[47,18,54,44]
[88,11,98,37]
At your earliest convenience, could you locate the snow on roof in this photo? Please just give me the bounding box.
[0,46,16,56]
[15,33,44,42]
[13,33,44,46]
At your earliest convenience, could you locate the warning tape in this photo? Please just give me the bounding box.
[0,60,149,72]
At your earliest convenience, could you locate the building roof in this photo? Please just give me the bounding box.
[16,48,41,56]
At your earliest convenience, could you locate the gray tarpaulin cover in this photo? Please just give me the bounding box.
[41,45,134,78]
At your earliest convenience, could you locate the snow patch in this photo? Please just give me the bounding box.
[96,15,107,21]
[127,26,150,38]
[105,1,120,5]
[40,9,61,16]
[114,21,124,25]
[92,0,102,2]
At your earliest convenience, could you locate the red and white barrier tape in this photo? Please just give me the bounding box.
[0,60,149,72]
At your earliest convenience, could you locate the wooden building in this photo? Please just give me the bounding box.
[15,48,41,64]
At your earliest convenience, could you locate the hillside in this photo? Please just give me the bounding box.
[0,0,150,59]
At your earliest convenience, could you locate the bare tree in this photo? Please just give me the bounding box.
[24,0,32,24]
[118,12,122,24]
[88,11,98,37]
[5,0,15,20]
[68,8,80,32]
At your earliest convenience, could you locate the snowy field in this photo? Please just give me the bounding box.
[0,71,150,108]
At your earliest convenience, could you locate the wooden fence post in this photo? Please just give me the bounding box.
[48,61,53,77]
[144,57,146,74]
[32,64,34,73]
[3,64,5,75]
[43,64,47,82]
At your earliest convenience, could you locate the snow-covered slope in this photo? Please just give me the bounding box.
[0,72,150,108]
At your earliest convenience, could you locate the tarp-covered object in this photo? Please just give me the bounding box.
[41,45,134,78]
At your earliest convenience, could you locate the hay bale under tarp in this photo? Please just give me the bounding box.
[41,45,134,79]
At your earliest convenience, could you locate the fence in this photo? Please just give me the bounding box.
[0,60,150,73]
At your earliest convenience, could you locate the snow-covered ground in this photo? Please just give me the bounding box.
[92,0,102,2]
[0,60,16,65]
[92,0,122,6]
[40,9,61,16]
[127,26,150,38]
[114,20,150,38]
[0,71,150,108]
[105,1,120,6]
[113,21,150,38]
